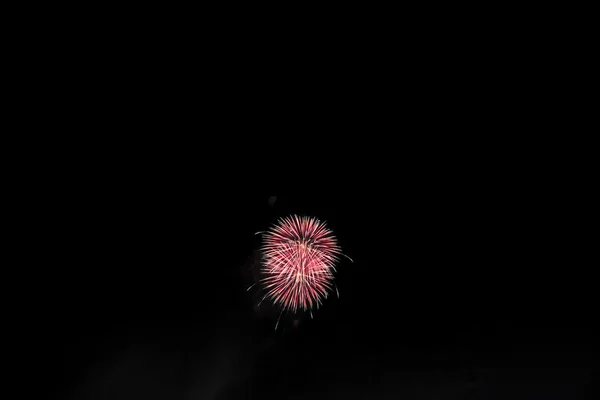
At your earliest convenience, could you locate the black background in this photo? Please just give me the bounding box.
[49,190,593,399]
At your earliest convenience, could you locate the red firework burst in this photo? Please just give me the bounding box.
[259,215,345,313]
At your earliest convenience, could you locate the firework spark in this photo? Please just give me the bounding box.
[258,215,345,314]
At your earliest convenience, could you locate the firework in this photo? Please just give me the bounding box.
[257,215,346,314]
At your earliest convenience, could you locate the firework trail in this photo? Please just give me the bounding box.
[256,215,349,315]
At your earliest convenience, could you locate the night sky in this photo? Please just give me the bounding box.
[51,192,593,399]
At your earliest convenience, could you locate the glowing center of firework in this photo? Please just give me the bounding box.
[260,215,343,313]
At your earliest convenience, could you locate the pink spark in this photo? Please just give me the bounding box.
[260,215,343,313]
